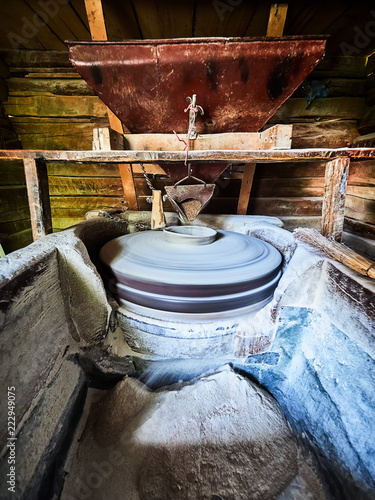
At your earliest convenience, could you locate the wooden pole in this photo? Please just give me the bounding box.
[295,228,375,279]
[84,0,138,210]
[237,164,256,215]
[236,4,289,216]
[321,157,350,241]
[23,159,52,240]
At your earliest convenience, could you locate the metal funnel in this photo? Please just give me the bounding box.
[67,36,327,134]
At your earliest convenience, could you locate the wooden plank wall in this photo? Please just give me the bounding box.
[0,57,33,253]
[0,50,374,245]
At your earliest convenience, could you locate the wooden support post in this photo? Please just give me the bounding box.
[237,163,256,215]
[321,158,350,241]
[151,190,166,230]
[23,159,52,241]
[266,3,289,37]
[84,0,138,209]
[236,5,289,216]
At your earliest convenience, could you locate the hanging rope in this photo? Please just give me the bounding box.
[173,95,204,166]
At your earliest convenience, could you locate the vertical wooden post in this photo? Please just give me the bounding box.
[84,0,138,210]
[237,164,256,215]
[23,159,52,240]
[321,158,350,241]
[236,4,289,216]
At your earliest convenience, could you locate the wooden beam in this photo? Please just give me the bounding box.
[123,126,293,151]
[84,0,137,208]
[237,163,256,215]
[23,159,52,241]
[295,228,375,279]
[83,0,107,40]
[236,2,289,219]
[321,157,350,241]
[266,3,288,37]
[119,164,138,210]
[0,149,374,163]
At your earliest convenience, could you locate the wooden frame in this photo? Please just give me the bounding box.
[2,147,374,243]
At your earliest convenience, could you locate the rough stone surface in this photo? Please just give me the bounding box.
[236,306,375,500]
[0,220,121,451]
[0,358,86,500]
[61,366,329,500]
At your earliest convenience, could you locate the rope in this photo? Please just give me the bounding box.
[173,101,202,166]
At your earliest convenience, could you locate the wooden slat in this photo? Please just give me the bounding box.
[124,126,292,151]
[266,3,288,37]
[1,148,374,163]
[237,163,256,215]
[23,159,52,240]
[321,158,350,241]
[119,164,138,210]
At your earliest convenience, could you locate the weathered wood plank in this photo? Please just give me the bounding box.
[271,97,366,122]
[50,196,125,209]
[295,227,375,279]
[3,95,107,118]
[7,77,95,96]
[11,118,94,150]
[321,157,350,241]
[124,126,293,151]
[311,56,367,78]
[344,218,375,240]
[345,196,375,225]
[0,148,374,163]
[23,159,52,240]
[266,3,288,36]
[291,121,359,149]
[237,163,256,215]
[0,50,71,67]
[119,164,138,210]
[48,176,123,196]
[347,160,375,187]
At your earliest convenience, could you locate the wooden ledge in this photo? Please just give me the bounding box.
[0,148,375,163]
[1,148,375,163]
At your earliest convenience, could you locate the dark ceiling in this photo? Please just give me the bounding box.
[0,0,374,59]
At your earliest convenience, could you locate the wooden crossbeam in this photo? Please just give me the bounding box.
[1,149,374,163]
[23,159,52,240]
[237,3,289,215]
[84,0,138,210]
[237,164,256,216]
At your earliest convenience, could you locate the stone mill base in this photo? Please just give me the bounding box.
[0,214,374,500]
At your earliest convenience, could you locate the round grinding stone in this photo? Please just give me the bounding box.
[99,226,282,313]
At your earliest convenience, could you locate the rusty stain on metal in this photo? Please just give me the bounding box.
[67,36,327,134]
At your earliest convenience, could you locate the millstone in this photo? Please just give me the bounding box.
[99,226,282,314]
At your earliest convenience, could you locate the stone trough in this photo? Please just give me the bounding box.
[0,213,374,500]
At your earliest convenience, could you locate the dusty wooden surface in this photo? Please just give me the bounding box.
[0,148,374,162]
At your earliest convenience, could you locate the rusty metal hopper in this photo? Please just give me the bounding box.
[67,36,327,134]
